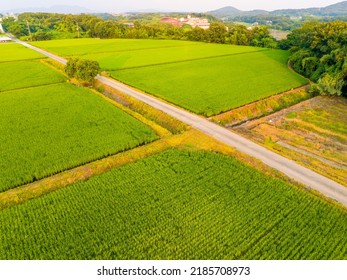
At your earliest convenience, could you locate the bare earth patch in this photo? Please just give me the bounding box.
[234,96,347,186]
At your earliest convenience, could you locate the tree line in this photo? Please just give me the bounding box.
[1,13,277,48]
[280,21,347,96]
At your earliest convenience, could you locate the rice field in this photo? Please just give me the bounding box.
[0,83,157,191]
[0,43,44,62]
[0,60,65,92]
[0,150,345,260]
[32,38,308,116]
[32,38,200,56]
[112,50,308,116]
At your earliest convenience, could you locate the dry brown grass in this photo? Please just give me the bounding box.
[235,96,347,187]
[211,87,312,127]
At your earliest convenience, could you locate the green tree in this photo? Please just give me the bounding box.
[65,58,100,83]
[208,22,227,44]
[310,73,344,96]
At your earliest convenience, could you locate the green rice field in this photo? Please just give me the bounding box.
[79,44,263,70]
[32,38,200,56]
[32,38,308,116]
[0,83,157,191]
[112,50,308,116]
[0,43,44,62]
[0,150,346,260]
[0,60,65,92]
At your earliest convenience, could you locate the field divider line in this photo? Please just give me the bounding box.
[0,58,46,64]
[0,131,197,211]
[72,42,203,56]
[111,49,270,72]
[10,36,347,208]
[0,82,66,94]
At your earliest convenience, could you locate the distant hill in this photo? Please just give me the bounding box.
[209,6,243,18]
[2,5,96,14]
[209,6,269,18]
[208,1,347,18]
[272,1,347,16]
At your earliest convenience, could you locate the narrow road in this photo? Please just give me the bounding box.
[12,36,347,207]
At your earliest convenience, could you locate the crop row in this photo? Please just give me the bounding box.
[32,38,308,116]
[0,83,157,191]
[0,43,44,62]
[32,38,200,56]
[112,50,308,116]
[0,150,346,259]
[0,60,65,92]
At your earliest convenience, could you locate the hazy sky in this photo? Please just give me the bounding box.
[1,0,343,12]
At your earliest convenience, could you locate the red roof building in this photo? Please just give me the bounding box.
[160,17,183,27]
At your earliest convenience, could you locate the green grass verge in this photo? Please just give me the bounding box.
[0,60,65,92]
[0,43,44,62]
[0,150,346,260]
[0,83,157,191]
[112,50,308,116]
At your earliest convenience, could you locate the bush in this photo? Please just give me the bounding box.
[65,58,100,83]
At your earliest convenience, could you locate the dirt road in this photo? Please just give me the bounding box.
[12,37,347,207]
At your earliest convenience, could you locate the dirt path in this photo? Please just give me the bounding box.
[11,36,347,208]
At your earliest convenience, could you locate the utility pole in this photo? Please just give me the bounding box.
[26,20,32,41]
[76,22,80,38]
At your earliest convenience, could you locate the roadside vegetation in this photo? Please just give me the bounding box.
[235,96,347,186]
[211,89,312,127]
[65,57,100,83]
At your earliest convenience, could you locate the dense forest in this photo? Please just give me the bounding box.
[2,13,346,96]
[281,21,347,96]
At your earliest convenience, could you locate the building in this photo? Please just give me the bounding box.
[181,15,210,30]
[160,15,210,29]
[0,36,12,43]
[123,22,135,28]
[160,17,183,27]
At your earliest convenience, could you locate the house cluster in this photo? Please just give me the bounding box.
[160,15,210,29]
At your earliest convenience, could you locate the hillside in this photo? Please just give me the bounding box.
[209,1,347,18]
[209,6,269,18]
[273,1,347,16]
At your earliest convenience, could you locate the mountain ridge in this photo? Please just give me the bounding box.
[208,1,347,18]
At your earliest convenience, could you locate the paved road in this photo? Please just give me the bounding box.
[8,34,68,65]
[12,37,347,207]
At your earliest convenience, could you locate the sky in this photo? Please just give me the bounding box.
[0,0,344,12]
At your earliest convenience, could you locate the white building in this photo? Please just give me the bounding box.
[180,15,210,30]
